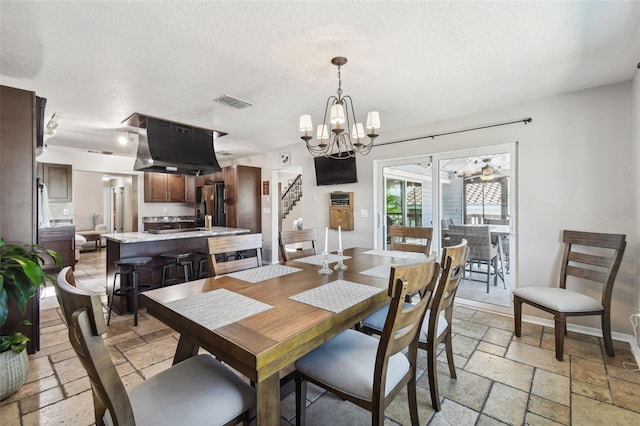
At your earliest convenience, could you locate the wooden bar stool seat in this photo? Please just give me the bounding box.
[108,256,153,326]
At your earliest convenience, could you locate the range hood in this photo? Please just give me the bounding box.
[123,113,227,175]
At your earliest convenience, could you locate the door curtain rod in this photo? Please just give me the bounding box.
[374,117,533,148]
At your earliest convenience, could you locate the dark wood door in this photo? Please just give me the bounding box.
[184,175,196,203]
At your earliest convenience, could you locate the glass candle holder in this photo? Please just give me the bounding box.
[318,252,333,275]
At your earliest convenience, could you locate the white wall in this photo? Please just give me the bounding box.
[632,65,640,318]
[73,170,104,225]
[243,81,638,337]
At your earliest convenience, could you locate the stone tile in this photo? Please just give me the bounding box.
[572,393,640,424]
[25,357,54,383]
[40,322,67,335]
[607,364,640,385]
[115,336,146,352]
[122,336,177,370]
[571,356,608,387]
[302,392,371,425]
[527,395,570,425]
[115,360,135,377]
[40,308,62,323]
[120,371,145,390]
[429,398,479,425]
[610,377,640,413]
[102,330,139,346]
[452,334,479,358]
[523,412,565,425]
[21,390,95,425]
[483,327,513,347]
[385,384,435,425]
[130,316,170,337]
[477,414,510,425]
[482,382,528,425]
[477,341,507,357]
[505,341,570,376]
[52,355,86,384]
[531,369,570,406]
[453,305,476,320]
[468,310,513,331]
[39,328,69,349]
[1,375,58,404]
[141,327,176,343]
[29,341,72,359]
[140,358,173,379]
[514,334,544,348]
[107,344,126,365]
[452,318,489,340]
[435,351,468,373]
[604,342,638,369]
[541,331,603,362]
[103,321,132,339]
[62,376,91,397]
[571,379,612,403]
[418,362,492,411]
[465,350,534,391]
[19,386,65,414]
[49,347,76,363]
[0,401,20,425]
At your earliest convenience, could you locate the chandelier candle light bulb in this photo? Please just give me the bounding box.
[299,56,380,159]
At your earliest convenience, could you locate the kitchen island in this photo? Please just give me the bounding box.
[104,227,250,314]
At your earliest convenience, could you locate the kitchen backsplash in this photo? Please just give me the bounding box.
[142,216,196,223]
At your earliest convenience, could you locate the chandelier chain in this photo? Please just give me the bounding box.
[336,65,343,99]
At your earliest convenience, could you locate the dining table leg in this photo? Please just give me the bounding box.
[256,373,280,425]
[172,334,200,365]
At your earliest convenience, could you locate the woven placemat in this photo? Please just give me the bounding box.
[293,253,351,266]
[226,264,302,283]
[166,289,272,330]
[362,249,426,259]
[359,264,394,279]
[289,279,384,313]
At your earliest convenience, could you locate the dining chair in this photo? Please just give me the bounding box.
[451,224,504,293]
[279,228,318,261]
[388,225,433,254]
[361,240,469,411]
[295,255,439,425]
[513,230,626,361]
[55,267,256,426]
[485,218,510,272]
[207,233,263,276]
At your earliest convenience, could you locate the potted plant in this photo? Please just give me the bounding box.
[0,238,59,400]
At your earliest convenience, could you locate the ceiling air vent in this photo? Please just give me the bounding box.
[214,95,253,109]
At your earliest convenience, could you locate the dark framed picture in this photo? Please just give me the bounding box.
[280,152,291,166]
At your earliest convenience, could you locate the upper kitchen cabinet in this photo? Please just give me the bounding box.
[43,163,73,202]
[185,175,196,203]
[144,172,186,202]
[224,165,261,233]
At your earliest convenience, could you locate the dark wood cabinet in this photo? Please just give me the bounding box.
[144,173,186,202]
[224,165,261,233]
[0,85,39,353]
[329,192,354,231]
[185,175,196,203]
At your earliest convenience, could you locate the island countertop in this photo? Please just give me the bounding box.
[103,227,250,244]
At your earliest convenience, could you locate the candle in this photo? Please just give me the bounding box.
[324,227,328,253]
[338,226,342,251]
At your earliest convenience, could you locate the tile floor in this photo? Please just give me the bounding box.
[2,250,640,425]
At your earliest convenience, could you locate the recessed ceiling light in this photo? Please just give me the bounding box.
[118,135,128,145]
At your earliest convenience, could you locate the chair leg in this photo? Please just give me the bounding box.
[107,272,119,326]
[601,311,615,357]
[132,270,139,326]
[514,297,522,337]
[485,262,490,293]
[444,331,456,379]
[295,375,307,426]
[427,341,441,412]
[407,375,419,426]
[554,315,566,361]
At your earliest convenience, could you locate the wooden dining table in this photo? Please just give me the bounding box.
[141,247,427,425]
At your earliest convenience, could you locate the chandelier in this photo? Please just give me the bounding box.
[299,57,380,159]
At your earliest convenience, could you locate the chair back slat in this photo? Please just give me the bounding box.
[558,230,626,306]
[376,256,439,370]
[389,226,433,254]
[279,229,318,261]
[207,233,263,276]
[567,251,614,268]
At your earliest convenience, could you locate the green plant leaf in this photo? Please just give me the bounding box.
[0,289,7,327]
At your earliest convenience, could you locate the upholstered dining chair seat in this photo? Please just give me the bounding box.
[295,329,410,401]
[363,305,448,339]
[104,353,256,426]
[512,287,603,313]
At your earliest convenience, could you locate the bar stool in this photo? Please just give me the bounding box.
[108,256,153,326]
[196,250,210,278]
[161,252,193,286]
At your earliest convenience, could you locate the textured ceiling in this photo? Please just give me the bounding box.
[1,1,638,161]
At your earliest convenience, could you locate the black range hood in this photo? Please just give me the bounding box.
[124,113,227,176]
